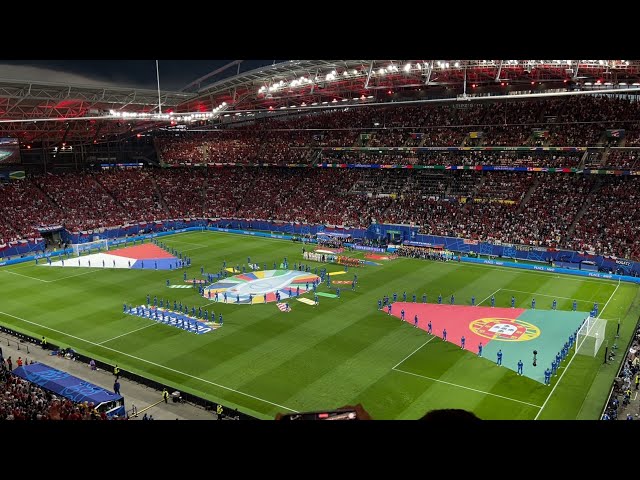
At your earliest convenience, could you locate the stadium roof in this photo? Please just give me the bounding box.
[0,78,190,143]
[1,60,639,144]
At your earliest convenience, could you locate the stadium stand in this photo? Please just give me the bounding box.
[1,167,639,261]
[2,95,640,260]
[0,359,114,420]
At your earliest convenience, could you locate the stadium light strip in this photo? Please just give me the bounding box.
[1,87,640,125]
[210,87,640,115]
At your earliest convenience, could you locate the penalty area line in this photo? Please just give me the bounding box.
[392,335,437,370]
[0,310,298,414]
[392,368,543,410]
[499,289,594,303]
[1,269,48,283]
[477,288,501,306]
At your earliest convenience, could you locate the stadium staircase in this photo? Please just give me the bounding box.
[578,150,594,169]
[93,175,125,209]
[564,176,604,242]
[153,138,164,165]
[32,181,65,214]
[308,149,322,166]
[150,177,170,214]
[516,177,540,214]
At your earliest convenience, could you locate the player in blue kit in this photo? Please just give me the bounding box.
[422,293,427,303]
[471,295,475,306]
[532,298,536,309]
[573,300,577,311]
[438,294,442,304]
[378,299,382,310]
[146,294,150,306]
[183,271,187,281]
[412,294,417,303]
[552,299,557,310]
[400,309,405,321]
[427,321,432,334]
[496,349,503,366]
[403,291,407,302]
[511,296,515,308]
[123,303,127,313]
[442,328,447,341]
[387,304,392,315]
[393,292,397,302]
[236,294,240,303]
[249,293,253,305]
[551,358,557,376]
[491,295,495,307]
[414,314,418,328]
[450,294,455,305]
[314,294,319,306]
[478,342,483,356]
[153,296,157,307]
[218,313,223,325]
[544,368,551,385]
[336,288,340,298]
[517,359,523,375]
[461,336,465,350]
[593,302,599,316]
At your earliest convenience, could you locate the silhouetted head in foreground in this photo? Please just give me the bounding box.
[419,409,481,421]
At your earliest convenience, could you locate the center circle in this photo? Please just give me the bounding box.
[202,270,321,304]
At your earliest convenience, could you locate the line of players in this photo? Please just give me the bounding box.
[378,291,598,314]
[543,330,578,386]
[123,294,223,325]
[123,304,209,333]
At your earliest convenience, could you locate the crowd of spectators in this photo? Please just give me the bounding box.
[602,325,640,420]
[0,179,64,244]
[0,357,112,420]
[570,177,640,260]
[157,96,640,167]
[2,167,640,260]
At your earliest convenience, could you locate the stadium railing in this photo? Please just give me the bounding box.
[0,325,256,420]
[599,313,640,419]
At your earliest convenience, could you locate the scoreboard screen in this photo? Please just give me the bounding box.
[0,138,21,164]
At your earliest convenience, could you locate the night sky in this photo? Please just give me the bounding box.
[0,60,284,90]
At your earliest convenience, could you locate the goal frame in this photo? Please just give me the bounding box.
[575,315,607,357]
[71,239,109,256]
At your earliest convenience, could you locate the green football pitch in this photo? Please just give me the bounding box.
[1,230,638,420]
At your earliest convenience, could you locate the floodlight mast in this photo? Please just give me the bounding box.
[156,60,162,114]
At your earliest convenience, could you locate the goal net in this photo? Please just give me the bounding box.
[72,239,109,257]
[575,316,607,357]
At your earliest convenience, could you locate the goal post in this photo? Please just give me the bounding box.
[72,239,109,257]
[575,316,607,357]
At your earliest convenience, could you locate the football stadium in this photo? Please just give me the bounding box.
[0,60,639,421]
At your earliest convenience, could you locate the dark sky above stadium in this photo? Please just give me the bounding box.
[0,60,284,90]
